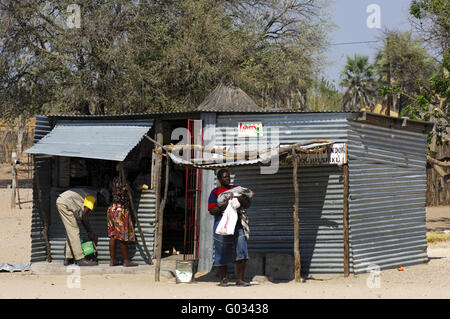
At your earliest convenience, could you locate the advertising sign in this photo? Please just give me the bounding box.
[238,122,263,137]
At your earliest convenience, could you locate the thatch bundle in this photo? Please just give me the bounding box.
[196,82,263,112]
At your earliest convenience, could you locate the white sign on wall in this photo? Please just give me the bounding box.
[238,122,263,137]
[298,143,348,166]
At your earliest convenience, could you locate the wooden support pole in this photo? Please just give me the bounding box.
[145,127,171,280]
[292,149,301,282]
[15,115,24,209]
[119,164,153,265]
[155,156,170,281]
[11,152,17,209]
[15,163,21,209]
[17,115,24,159]
[144,134,332,166]
[154,120,163,281]
[343,164,350,277]
[432,164,448,178]
[427,155,450,167]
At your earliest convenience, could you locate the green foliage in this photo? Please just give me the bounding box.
[0,0,143,117]
[374,30,437,114]
[405,0,450,148]
[409,0,449,55]
[380,66,448,146]
[443,52,450,70]
[339,54,377,111]
[410,0,450,30]
[429,74,450,99]
[307,78,342,111]
[0,0,332,118]
[375,31,436,90]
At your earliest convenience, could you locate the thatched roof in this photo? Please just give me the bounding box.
[196,83,263,112]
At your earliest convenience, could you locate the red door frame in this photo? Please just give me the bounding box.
[183,119,203,260]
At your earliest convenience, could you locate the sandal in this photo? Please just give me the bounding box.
[236,280,251,287]
[64,258,74,266]
[218,278,229,287]
[109,260,122,266]
[123,262,138,267]
[76,258,98,266]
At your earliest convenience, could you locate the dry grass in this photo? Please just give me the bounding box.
[427,232,450,243]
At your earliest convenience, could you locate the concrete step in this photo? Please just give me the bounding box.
[30,261,175,278]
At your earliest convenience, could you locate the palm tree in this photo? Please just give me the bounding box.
[339,54,377,111]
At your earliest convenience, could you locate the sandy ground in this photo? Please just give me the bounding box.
[0,188,449,300]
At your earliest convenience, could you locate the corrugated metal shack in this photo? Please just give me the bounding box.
[198,111,433,277]
[28,114,159,264]
[26,110,433,277]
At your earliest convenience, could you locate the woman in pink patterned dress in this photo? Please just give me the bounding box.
[107,176,137,267]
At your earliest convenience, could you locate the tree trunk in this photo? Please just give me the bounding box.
[17,115,25,159]
[426,164,450,206]
[11,155,16,209]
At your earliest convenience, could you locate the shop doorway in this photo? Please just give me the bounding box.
[162,119,203,260]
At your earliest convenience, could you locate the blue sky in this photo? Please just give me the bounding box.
[323,0,414,89]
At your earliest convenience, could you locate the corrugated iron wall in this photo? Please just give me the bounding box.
[231,166,348,275]
[347,121,428,273]
[216,113,351,146]
[48,189,156,264]
[198,113,217,272]
[214,113,352,275]
[31,115,53,262]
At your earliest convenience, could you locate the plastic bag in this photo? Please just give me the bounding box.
[215,198,241,235]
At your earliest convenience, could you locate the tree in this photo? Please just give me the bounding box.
[307,78,342,111]
[380,0,449,150]
[117,0,250,112]
[0,0,141,118]
[375,29,437,115]
[226,0,333,109]
[131,0,333,111]
[409,0,449,57]
[0,0,333,118]
[339,54,377,111]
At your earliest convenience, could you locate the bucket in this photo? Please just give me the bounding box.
[175,260,197,283]
[81,241,96,256]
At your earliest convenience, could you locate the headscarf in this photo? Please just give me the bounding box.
[111,176,129,207]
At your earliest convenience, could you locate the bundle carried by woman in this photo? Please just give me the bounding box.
[215,186,253,238]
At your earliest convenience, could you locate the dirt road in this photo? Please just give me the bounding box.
[0,189,449,299]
